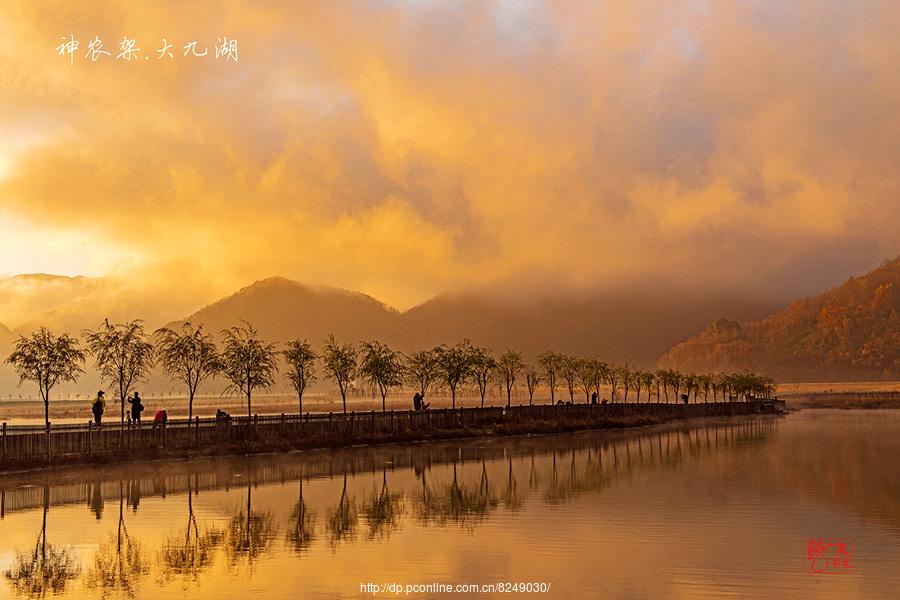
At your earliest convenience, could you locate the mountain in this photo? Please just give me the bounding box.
[171,277,400,344]
[0,273,204,334]
[0,321,14,347]
[172,277,777,366]
[660,257,900,381]
[0,274,107,329]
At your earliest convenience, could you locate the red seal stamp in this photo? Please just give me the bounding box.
[805,539,854,574]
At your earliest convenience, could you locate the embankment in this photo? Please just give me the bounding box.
[0,401,782,473]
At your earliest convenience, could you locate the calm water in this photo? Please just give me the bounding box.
[0,410,898,599]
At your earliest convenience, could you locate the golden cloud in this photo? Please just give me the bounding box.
[1,0,898,311]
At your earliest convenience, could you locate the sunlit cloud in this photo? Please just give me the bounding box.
[0,0,898,311]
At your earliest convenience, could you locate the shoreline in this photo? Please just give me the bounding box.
[0,401,782,475]
[784,391,900,410]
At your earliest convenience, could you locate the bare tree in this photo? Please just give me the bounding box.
[282,339,317,414]
[84,320,154,425]
[640,370,655,403]
[436,340,475,409]
[576,358,595,403]
[322,335,358,413]
[6,327,85,428]
[220,322,278,420]
[620,366,634,403]
[560,355,578,403]
[606,364,622,402]
[524,366,541,406]
[359,341,403,412]
[154,323,220,420]
[536,351,563,404]
[497,350,525,408]
[404,348,441,398]
[592,360,610,401]
[470,347,498,408]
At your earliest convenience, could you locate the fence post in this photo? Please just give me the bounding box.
[162,421,167,449]
[87,421,92,456]
[46,422,51,463]
[254,414,259,438]
[2,422,6,464]
[281,413,285,437]
[195,416,200,446]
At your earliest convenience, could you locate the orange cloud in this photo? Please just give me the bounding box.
[1,0,898,312]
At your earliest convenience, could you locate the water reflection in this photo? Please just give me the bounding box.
[226,484,276,566]
[286,480,314,553]
[3,485,80,599]
[85,482,149,598]
[158,477,223,581]
[361,468,403,540]
[3,414,898,598]
[326,473,358,549]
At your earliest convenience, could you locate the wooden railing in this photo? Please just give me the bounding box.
[0,400,777,467]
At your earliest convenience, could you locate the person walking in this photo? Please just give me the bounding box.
[91,390,106,425]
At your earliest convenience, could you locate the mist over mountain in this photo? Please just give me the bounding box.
[3,257,897,396]
[170,277,778,367]
[661,257,900,381]
[0,321,13,345]
[0,273,208,334]
[0,274,107,329]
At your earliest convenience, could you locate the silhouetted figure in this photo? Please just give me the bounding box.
[681,394,689,405]
[591,391,598,405]
[91,390,106,425]
[421,394,430,410]
[413,392,422,411]
[153,409,168,426]
[601,399,608,405]
[128,391,144,423]
[216,408,231,421]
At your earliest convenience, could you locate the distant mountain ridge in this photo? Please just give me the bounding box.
[661,257,900,381]
[170,277,778,367]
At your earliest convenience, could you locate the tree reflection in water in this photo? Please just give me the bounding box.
[326,473,358,548]
[286,480,315,553]
[415,460,498,527]
[158,474,224,582]
[85,481,149,598]
[226,483,275,567]
[361,468,403,540]
[4,484,81,599]
[503,456,523,511]
[0,417,779,595]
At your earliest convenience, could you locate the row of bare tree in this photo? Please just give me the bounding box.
[4,320,777,428]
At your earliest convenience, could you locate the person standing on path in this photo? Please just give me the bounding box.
[91,390,106,425]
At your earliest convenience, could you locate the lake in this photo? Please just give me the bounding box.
[0,410,898,599]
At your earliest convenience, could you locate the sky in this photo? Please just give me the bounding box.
[1,0,899,310]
